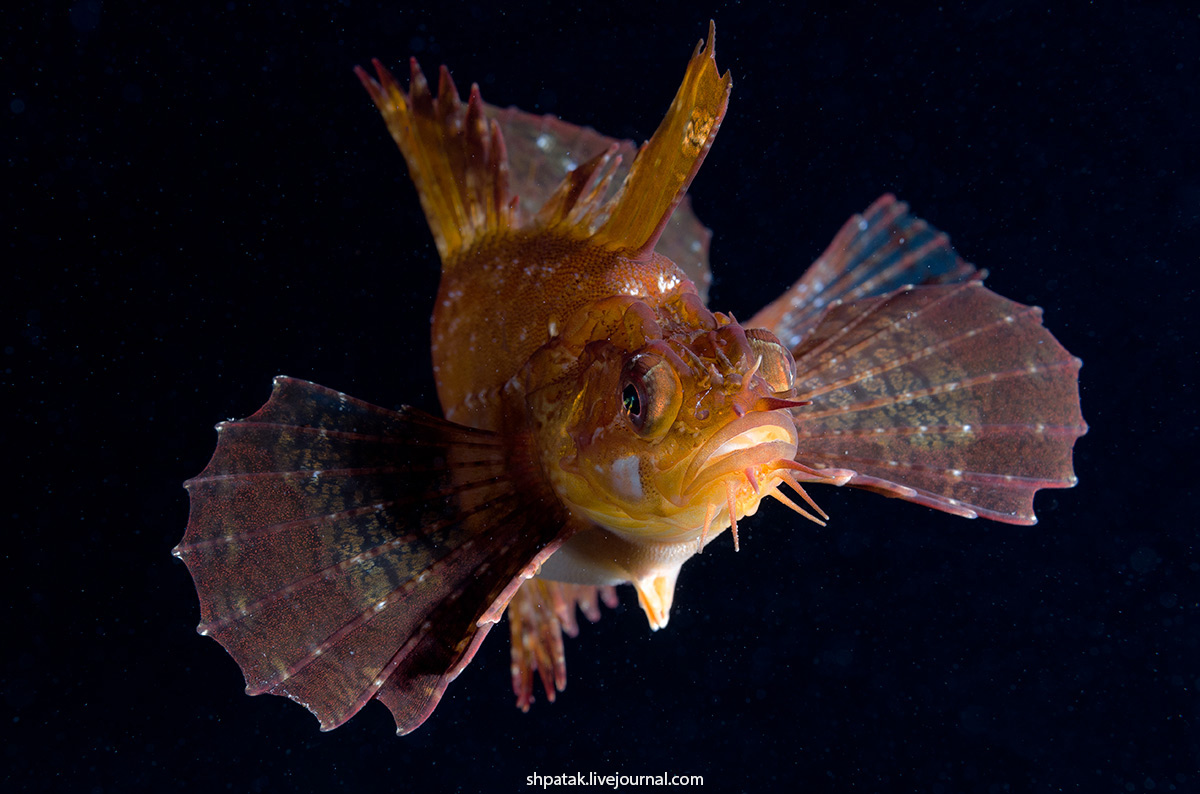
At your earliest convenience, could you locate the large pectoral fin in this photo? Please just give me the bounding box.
[174,377,570,734]
[788,282,1087,524]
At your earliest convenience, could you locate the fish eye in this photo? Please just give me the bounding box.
[745,328,796,393]
[620,353,682,438]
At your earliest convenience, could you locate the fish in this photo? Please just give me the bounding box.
[173,22,1087,735]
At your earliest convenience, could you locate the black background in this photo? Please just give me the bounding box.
[6,2,1198,792]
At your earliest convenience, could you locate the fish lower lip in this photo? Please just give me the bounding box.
[679,410,799,495]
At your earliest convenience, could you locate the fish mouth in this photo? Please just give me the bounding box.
[676,410,799,500]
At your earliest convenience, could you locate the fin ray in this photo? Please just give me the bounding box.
[484,103,715,298]
[507,579,619,711]
[356,60,515,264]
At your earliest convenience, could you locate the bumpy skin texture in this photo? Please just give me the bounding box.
[175,23,1085,735]
[431,237,691,427]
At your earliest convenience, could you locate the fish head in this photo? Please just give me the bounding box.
[528,292,808,550]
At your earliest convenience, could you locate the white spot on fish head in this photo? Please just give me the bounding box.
[610,454,643,501]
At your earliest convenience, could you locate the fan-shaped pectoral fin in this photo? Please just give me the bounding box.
[785,283,1086,524]
[174,377,573,734]
[750,195,979,347]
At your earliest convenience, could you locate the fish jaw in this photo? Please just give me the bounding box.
[555,408,799,548]
[674,409,800,504]
[538,409,802,631]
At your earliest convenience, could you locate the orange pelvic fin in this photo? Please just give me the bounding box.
[507,580,619,712]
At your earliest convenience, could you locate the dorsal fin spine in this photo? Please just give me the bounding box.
[354,58,516,265]
[355,21,729,266]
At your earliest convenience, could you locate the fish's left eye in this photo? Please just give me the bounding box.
[620,353,682,439]
[746,328,796,393]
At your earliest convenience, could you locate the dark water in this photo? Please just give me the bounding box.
[7,2,1197,792]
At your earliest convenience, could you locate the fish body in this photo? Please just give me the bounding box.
[174,23,1086,734]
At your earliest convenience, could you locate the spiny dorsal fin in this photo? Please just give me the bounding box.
[587,20,731,257]
[356,59,516,265]
[356,22,729,266]
[484,103,716,299]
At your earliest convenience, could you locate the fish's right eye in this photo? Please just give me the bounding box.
[620,354,682,439]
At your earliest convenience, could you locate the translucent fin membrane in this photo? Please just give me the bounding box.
[787,282,1086,524]
[749,194,978,348]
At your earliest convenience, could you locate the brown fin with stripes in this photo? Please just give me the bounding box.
[787,281,1086,524]
[751,198,1085,523]
[174,377,572,734]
